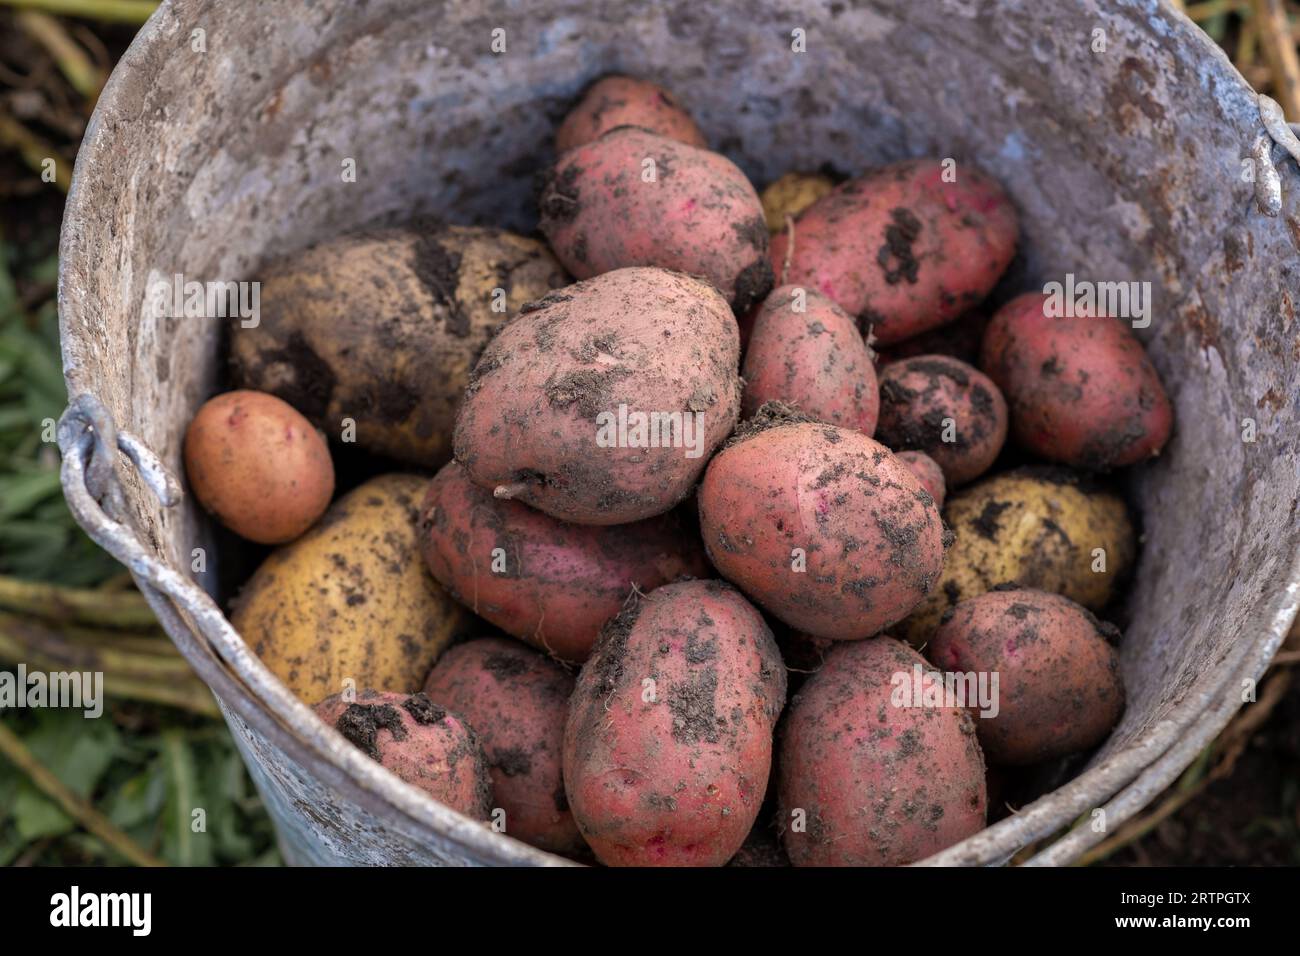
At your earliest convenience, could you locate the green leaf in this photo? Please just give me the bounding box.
[0,828,26,866]
[202,744,254,858]
[161,730,211,866]
[0,246,18,321]
[238,847,283,867]
[22,709,120,792]
[12,786,71,839]
[0,470,63,520]
[0,406,33,431]
[105,765,167,830]
[8,710,120,840]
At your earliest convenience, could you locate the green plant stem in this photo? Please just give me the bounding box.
[0,0,158,25]
[0,116,71,193]
[0,574,161,630]
[0,612,219,718]
[0,719,165,866]
[16,10,106,102]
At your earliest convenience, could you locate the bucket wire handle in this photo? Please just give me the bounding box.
[55,393,542,862]
[57,393,215,621]
[59,393,181,513]
[1253,94,1300,216]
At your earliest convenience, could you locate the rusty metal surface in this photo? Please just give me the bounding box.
[59,0,1300,865]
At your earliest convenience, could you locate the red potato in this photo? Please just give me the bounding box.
[927,587,1125,766]
[875,355,1008,486]
[424,638,581,853]
[418,462,709,662]
[556,75,707,153]
[875,308,989,367]
[563,580,787,866]
[895,450,947,508]
[539,128,773,313]
[453,267,741,525]
[778,638,987,866]
[183,389,333,544]
[741,285,879,436]
[697,405,948,640]
[980,292,1173,470]
[315,689,492,818]
[769,159,1018,345]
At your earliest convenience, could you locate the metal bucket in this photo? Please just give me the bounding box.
[57,0,1300,866]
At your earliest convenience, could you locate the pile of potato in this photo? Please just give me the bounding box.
[183,75,1173,866]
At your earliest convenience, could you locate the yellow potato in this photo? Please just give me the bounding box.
[899,468,1135,646]
[231,474,468,704]
[761,172,835,233]
[230,225,568,468]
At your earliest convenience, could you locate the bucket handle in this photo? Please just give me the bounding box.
[55,392,559,864]
[1252,93,1300,216]
[58,394,181,520]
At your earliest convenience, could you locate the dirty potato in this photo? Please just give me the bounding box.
[556,74,707,153]
[899,467,1135,646]
[698,404,947,640]
[424,638,581,852]
[418,461,708,662]
[769,159,1018,345]
[563,579,787,866]
[230,225,568,469]
[232,474,469,705]
[875,355,1008,487]
[928,587,1125,765]
[778,638,987,866]
[539,128,773,313]
[454,267,741,525]
[316,689,493,818]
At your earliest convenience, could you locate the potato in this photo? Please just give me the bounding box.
[454,267,741,525]
[899,467,1136,645]
[928,587,1125,765]
[698,404,947,640]
[563,579,787,866]
[980,292,1173,470]
[741,285,879,436]
[232,475,469,704]
[761,172,835,233]
[875,308,988,367]
[556,75,706,153]
[769,159,1018,345]
[230,225,567,469]
[183,389,333,544]
[539,128,773,313]
[418,462,709,661]
[424,638,580,852]
[778,638,987,866]
[895,450,946,509]
[315,689,492,818]
[875,355,1008,486]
